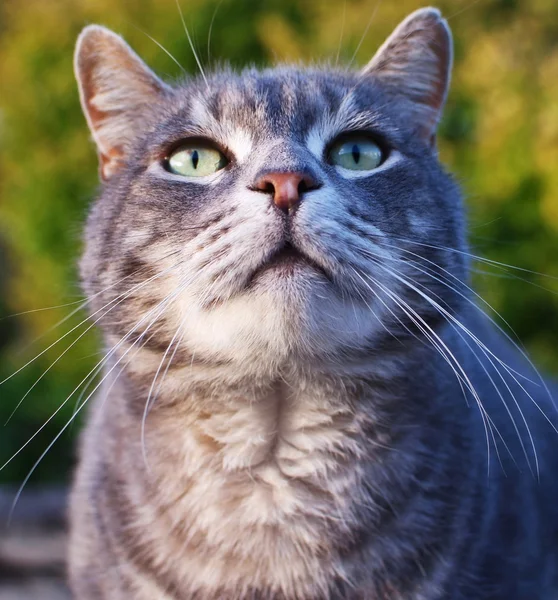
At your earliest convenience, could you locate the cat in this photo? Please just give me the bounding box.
[68,6,558,599]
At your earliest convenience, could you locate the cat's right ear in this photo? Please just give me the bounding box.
[74,26,170,180]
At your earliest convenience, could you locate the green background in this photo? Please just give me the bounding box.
[0,0,557,484]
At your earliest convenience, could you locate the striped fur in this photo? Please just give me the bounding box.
[69,8,558,599]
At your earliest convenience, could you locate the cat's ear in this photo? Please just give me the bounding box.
[74,25,170,180]
[361,7,452,144]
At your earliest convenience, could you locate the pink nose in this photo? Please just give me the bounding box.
[253,171,319,212]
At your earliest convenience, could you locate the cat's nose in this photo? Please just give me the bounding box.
[253,171,320,212]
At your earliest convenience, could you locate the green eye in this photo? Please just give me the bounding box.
[166,143,228,177]
[328,136,384,171]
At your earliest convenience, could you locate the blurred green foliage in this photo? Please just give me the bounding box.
[0,0,557,484]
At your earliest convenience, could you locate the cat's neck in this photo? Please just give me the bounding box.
[112,336,459,478]
[94,353,472,598]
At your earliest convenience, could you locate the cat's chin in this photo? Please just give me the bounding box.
[173,282,385,371]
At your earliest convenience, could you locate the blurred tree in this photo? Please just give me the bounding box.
[0,0,556,484]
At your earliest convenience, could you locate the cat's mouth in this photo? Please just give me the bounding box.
[250,242,330,283]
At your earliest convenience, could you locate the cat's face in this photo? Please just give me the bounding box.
[76,8,467,373]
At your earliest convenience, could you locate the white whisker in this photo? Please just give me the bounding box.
[3,259,184,423]
[335,0,347,67]
[1,266,186,475]
[19,248,182,353]
[347,0,383,69]
[140,319,188,471]
[393,235,558,283]
[352,266,494,472]
[133,26,187,74]
[370,260,541,476]
[6,278,191,523]
[175,0,209,87]
[207,0,225,66]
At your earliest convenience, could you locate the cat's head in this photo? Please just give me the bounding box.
[75,7,467,375]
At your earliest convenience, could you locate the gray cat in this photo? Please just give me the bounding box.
[69,7,558,599]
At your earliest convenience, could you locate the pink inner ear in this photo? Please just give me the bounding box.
[81,78,126,179]
[99,147,125,181]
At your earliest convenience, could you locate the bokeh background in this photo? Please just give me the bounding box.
[0,0,557,490]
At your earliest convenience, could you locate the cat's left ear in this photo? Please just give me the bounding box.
[75,25,171,180]
[361,7,452,145]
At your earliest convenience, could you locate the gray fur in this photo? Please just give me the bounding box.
[69,8,558,599]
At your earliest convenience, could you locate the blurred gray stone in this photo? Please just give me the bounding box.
[0,579,71,600]
[0,486,70,599]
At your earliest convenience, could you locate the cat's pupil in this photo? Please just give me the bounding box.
[191,150,199,169]
[352,145,360,164]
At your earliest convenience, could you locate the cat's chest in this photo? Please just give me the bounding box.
[148,382,366,595]
[177,383,361,521]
